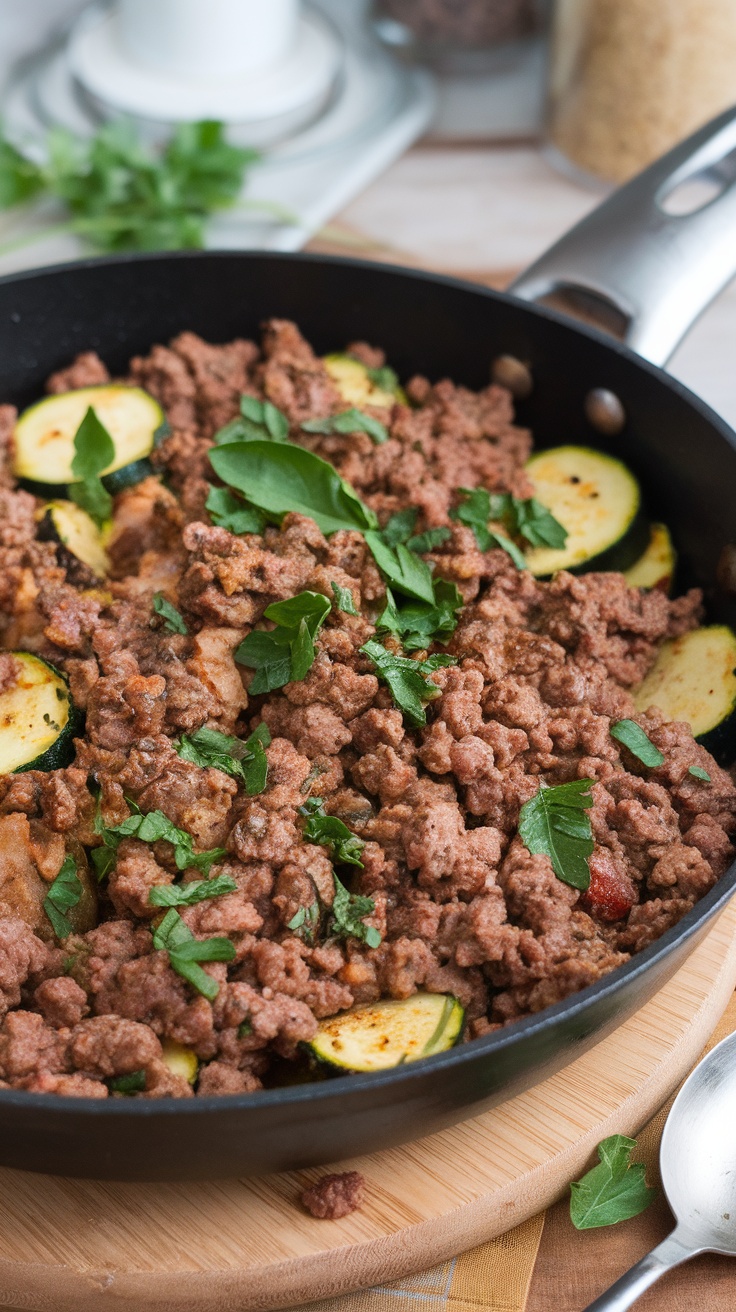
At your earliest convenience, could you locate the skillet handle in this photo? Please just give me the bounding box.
[509,105,736,366]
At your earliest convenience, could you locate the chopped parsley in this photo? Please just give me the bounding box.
[235,591,331,693]
[302,408,388,445]
[93,802,225,880]
[364,530,435,604]
[149,872,238,908]
[215,394,289,445]
[288,900,321,945]
[570,1135,656,1230]
[152,908,235,1001]
[610,720,665,768]
[205,485,265,535]
[176,723,270,795]
[365,362,400,393]
[109,1070,146,1095]
[360,639,455,727]
[451,487,527,569]
[407,527,452,553]
[43,854,83,940]
[689,764,712,782]
[377,578,463,652]
[299,797,365,867]
[68,406,114,527]
[330,874,381,949]
[331,581,359,615]
[152,592,188,635]
[365,510,463,646]
[518,779,595,890]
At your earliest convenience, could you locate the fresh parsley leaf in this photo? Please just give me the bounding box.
[518,779,595,890]
[152,908,235,1001]
[331,581,359,615]
[43,854,83,939]
[452,488,530,569]
[237,1018,253,1037]
[149,872,238,907]
[510,496,568,550]
[407,527,452,553]
[205,485,265,535]
[299,797,365,866]
[365,363,399,393]
[364,531,435,604]
[330,874,381,948]
[360,639,455,727]
[288,900,320,945]
[610,720,665,768]
[235,591,331,693]
[216,395,290,444]
[0,137,44,207]
[380,508,418,547]
[176,723,270,795]
[302,408,388,445]
[377,579,462,652]
[109,1069,146,1095]
[68,406,114,526]
[209,440,378,536]
[37,119,258,253]
[152,592,188,635]
[570,1135,656,1229]
[103,803,225,876]
[689,764,712,782]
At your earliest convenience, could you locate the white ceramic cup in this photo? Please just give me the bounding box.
[118,0,300,79]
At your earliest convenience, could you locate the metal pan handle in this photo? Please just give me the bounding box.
[510,106,736,367]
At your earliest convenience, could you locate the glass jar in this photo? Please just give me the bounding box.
[373,0,541,74]
[547,0,736,185]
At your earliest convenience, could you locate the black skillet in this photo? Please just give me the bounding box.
[1,110,736,1181]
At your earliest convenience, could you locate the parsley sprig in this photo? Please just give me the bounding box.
[43,854,83,940]
[152,908,235,1001]
[518,779,595,890]
[360,639,455,727]
[149,872,238,908]
[215,395,289,445]
[367,510,462,646]
[152,593,188,635]
[69,406,114,526]
[610,720,665,768]
[451,488,527,569]
[236,591,331,693]
[0,120,259,253]
[299,797,365,866]
[330,875,381,949]
[331,581,359,615]
[176,723,270,795]
[570,1135,656,1229]
[302,408,388,445]
[205,486,265,535]
[378,579,462,652]
[92,801,225,881]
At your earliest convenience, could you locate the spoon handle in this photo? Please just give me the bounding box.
[581,1231,697,1311]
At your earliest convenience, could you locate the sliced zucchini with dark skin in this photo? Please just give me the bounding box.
[524,446,649,578]
[323,354,407,409]
[13,385,165,496]
[623,523,676,593]
[634,625,736,766]
[0,653,81,774]
[310,994,465,1073]
[36,500,111,580]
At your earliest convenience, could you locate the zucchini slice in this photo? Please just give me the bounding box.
[524,446,649,577]
[310,993,464,1073]
[323,354,406,410]
[623,523,676,593]
[634,625,736,765]
[161,1039,198,1085]
[0,654,80,774]
[13,385,164,494]
[37,501,111,579]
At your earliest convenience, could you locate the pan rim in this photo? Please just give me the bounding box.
[0,247,733,1114]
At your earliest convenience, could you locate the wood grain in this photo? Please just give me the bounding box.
[0,900,734,1311]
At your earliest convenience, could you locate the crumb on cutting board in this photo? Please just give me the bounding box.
[300,1171,366,1219]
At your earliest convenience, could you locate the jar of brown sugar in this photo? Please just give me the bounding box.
[547,0,736,185]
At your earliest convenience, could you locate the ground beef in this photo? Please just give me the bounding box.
[0,319,731,1100]
[300,1170,366,1219]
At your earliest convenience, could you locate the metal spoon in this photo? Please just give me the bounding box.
[582,1028,736,1310]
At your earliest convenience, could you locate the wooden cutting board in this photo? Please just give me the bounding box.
[0,898,734,1312]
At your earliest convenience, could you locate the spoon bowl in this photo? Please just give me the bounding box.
[584,1026,736,1310]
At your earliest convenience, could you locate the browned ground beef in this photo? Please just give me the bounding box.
[0,320,733,1098]
[300,1170,366,1219]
